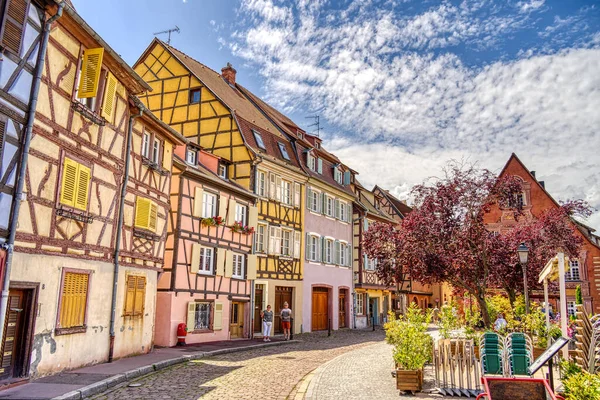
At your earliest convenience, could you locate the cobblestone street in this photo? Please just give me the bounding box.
[93,330,389,400]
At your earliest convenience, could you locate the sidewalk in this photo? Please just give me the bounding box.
[0,337,295,400]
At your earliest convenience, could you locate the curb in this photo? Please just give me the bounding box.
[52,340,298,400]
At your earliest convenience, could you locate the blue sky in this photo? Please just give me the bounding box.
[72,0,600,229]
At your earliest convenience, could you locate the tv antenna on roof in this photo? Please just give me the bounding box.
[306,115,322,138]
[153,26,180,44]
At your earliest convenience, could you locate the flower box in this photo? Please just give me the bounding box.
[201,216,224,227]
[229,221,254,235]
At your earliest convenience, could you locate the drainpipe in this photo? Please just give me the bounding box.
[108,103,142,362]
[0,2,64,347]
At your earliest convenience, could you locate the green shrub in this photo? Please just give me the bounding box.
[385,303,433,370]
[438,302,460,339]
[562,370,600,400]
[576,285,583,305]
[560,360,582,381]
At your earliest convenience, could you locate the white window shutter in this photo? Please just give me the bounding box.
[218,195,228,219]
[294,183,301,207]
[187,302,196,331]
[335,199,340,219]
[216,248,226,276]
[269,173,276,199]
[346,202,352,222]
[317,158,323,174]
[193,187,203,217]
[227,199,237,225]
[190,243,201,273]
[224,250,233,277]
[247,254,257,280]
[294,231,301,259]
[268,226,275,254]
[319,237,324,262]
[213,301,223,330]
[306,188,312,210]
[275,176,282,201]
[305,233,311,261]
[248,205,258,228]
[347,244,353,267]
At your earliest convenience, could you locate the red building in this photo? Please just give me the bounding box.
[485,154,600,314]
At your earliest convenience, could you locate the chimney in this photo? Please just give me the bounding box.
[539,181,545,189]
[530,171,536,178]
[221,62,236,85]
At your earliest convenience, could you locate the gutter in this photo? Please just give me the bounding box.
[0,1,65,347]
[108,101,142,362]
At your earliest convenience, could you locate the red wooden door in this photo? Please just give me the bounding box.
[275,287,292,334]
[0,290,25,379]
[312,288,328,331]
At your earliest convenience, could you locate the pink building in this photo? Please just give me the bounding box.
[155,146,258,346]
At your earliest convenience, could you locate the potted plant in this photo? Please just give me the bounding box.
[385,303,433,393]
[229,221,255,235]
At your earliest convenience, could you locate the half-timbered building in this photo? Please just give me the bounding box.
[1,2,183,379]
[133,40,307,336]
[155,146,258,346]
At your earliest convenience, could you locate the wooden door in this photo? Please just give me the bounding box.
[275,286,292,334]
[338,290,346,328]
[312,288,328,331]
[0,290,25,380]
[253,287,263,333]
[229,302,244,339]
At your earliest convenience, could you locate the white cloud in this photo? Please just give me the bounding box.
[230,0,600,229]
[517,0,545,13]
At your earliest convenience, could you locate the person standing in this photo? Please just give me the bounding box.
[261,305,273,342]
[281,302,292,340]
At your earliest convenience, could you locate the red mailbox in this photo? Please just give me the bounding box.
[177,323,187,346]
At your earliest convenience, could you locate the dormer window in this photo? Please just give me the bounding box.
[218,163,227,179]
[278,142,290,161]
[297,131,303,139]
[307,153,316,171]
[186,147,197,165]
[253,130,266,150]
[334,167,343,184]
[316,142,320,149]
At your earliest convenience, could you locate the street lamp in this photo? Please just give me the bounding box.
[518,243,530,314]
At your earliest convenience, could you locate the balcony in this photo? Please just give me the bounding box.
[356,270,395,290]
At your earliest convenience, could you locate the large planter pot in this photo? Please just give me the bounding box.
[396,368,423,392]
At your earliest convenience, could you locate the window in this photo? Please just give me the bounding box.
[58,271,90,331]
[366,258,377,271]
[256,224,266,253]
[152,137,162,164]
[567,301,576,317]
[253,130,266,150]
[566,260,581,281]
[294,231,301,258]
[307,153,316,171]
[235,203,247,225]
[356,293,364,315]
[199,247,214,273]
[325,239,333,264]
[326,196,334,217]
[256,170,266,197]
[309,190,320,212]
[278,142,290,160]
[269,226,282,255]
[60,157,91,211]
[340,243,348,266]
[1,0,30,55]
[339,202,347,221]
[294,182,301,207]
[334,167,343,184]
[193,302,211,330]
[282,229,292,257]
[142,133,150,158]
[309,235,319,261]
[135,197,158,232]
[232,254,245,278]
[218,163,227,179]
[74,48,105,111]
[281,179,291,205]
[202,192,217,218]
[124,275,146,317]
[190,88,201,103]
[186,148,197,165]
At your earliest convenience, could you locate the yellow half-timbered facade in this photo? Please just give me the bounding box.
[134,39,307,335]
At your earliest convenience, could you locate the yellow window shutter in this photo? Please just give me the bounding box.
[78,47,104,98]
[133,276,145,316]
[101,72,118,120]
[60,157,78,207]
[247,254,257,280]
[162,141,173,171]
[218,195,228,219]
[227,199,236,225]
[148,202,158,232]
[224,250,233,278]
[193,187,203,217]
[190,243,201,274]
[74,164,91,211]
[124,275,135,316]
[213,301,223,330]
[248,205,258,229]
[60,272,88,328]
[216,248,226,276]
[135,197,151,229]
[186,302,196,331]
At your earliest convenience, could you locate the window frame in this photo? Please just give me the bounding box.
[326,196,334,217]
[281,229,293,257]
[57,153,93,213]
[123,275,146,318]
[189,88,201,104]
[192,301,213,331]
[278,142,290,160]
[140,129,163,166]
[356,293,364,315]
[566,259,581,281]
[309,235,319,261]
[256,170,266,197]
[281,179,292,205]
[235,203,247,225]
[198,247,215,274]
[218,163,227,179]
[339,202,347,221]
[310,190,320,213]
[253,130,266,150]
[307,153,316,171]
[256,223,267,253]
[202,192,217,219]
[340,243,348,266]
[55,268,92,335]
[325,239,333,264]
[232,253,245,279]
[186,147,197,165]
[334,167,343,184]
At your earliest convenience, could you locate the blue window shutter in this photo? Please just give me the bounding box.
[335,199,340,219]
[317,158,323,174]
[306,188,312,210]
[305,233,311,260]
[343,170,351,185]
[348,244,352,267]
[334,240,340,265]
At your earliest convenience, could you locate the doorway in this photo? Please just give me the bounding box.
[274,286,293,334]
[312,287,328,331]
[0,287,36,381]
[369,297,379,325]
[253,286,263,333]
[339,289,347,328]
[230,302,245,339]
